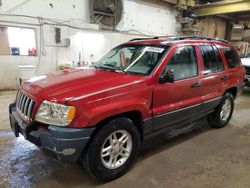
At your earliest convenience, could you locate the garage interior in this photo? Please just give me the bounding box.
[0,0,250,187]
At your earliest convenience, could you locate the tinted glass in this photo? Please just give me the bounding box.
[200,45,224,73]
[222,47,240,68]
[213,46,223,65]
[166,46,198,80]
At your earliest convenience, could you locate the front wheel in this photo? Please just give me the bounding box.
[81,118,140,181]
[208,92,234,128]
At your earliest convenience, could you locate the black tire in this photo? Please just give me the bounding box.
[208,92,234,128]
[81,117,140,181]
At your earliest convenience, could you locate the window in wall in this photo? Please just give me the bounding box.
[0,26,36,56]
[200,45,224,73]
[166,46,198,81]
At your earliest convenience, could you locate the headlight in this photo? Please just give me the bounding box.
[35,100,76,126]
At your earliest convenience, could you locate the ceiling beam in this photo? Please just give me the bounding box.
[198,0,250,17]
[216,14,237,20]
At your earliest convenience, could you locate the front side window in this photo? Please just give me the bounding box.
[95,44,168,76]
[200,45,224,73]
[166,46,198,81]
[221,47,240,68]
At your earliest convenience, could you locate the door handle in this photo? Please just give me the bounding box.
[191,82,202,88]
[221,75,229,80]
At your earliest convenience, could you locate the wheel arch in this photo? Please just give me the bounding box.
[225,87,237,98]
[92,110,144,141]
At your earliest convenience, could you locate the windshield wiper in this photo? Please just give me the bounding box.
[93,65,99,69]
[90,62,99,70]
[125,71,146,76]
[115,69,126,73]
[100,64,127,73]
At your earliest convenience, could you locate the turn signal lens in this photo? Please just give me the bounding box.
[67,106,76,121]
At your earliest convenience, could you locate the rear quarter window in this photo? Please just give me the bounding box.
[221,47,241,68]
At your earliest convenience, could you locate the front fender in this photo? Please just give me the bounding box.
[69,86,153,128]
[87,101,148,126]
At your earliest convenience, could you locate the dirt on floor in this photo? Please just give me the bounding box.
[0,89,250,188]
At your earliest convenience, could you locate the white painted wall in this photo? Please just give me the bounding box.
[0,0,179,90]
[117,0,177,36]
[0,0,90,22]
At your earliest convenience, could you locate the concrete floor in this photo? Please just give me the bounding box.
[0,90,250,188]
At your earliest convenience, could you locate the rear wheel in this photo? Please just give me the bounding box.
[208,92,234,128]
[81,117,140,181]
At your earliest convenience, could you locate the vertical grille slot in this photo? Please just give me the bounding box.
[27,100,35,118]
[16,91,36,121]
[21,96,27,113]
[18,93,24,110]
[23,98,30,116]
[16,91,21,106]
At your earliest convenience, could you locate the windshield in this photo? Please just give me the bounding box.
[95,44,168,76]
[246,53,250,58]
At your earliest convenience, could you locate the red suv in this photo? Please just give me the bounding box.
[9,36,245,181]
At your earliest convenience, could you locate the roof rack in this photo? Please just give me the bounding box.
[129,35,228,43]
[129,37,159,41]
[169,36,229,43]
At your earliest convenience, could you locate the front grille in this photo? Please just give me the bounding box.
[245,66,250,75]
[16,91,36,121]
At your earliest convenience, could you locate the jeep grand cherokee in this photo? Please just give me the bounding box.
[9,36,245,181]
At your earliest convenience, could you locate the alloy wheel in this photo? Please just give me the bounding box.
[101,130,132,169]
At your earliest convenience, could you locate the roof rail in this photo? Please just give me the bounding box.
[170,35,229,43]
[129,35,177,42]
[129,35,229,43]
[129,37,159,41]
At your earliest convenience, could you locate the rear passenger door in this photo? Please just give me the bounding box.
[220,47,245,89]
[199,45,225,114]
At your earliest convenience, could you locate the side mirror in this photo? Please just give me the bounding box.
[159,69,174,83]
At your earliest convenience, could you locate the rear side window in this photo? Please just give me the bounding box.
[221,47,240,68]
[200,45,224,73]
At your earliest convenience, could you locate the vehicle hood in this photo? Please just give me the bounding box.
[241,58,250,67]
[22,69,143,103]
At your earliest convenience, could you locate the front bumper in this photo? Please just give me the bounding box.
[9,103,95,162]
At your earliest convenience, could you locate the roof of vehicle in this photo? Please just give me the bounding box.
[127,35,232,47]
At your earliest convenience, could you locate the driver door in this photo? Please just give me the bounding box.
[153,45,203,131]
